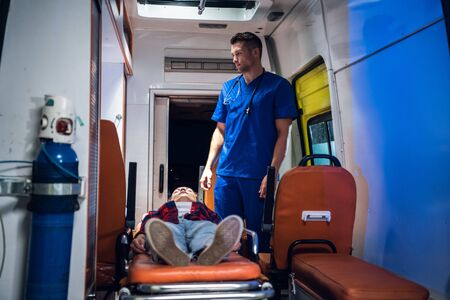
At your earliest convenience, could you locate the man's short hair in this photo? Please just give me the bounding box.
[230,32,262,58]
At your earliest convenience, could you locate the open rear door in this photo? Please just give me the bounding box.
[152,96,169,209]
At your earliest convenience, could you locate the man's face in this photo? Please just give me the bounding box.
[171,187,197,202]
[231,42,259,73]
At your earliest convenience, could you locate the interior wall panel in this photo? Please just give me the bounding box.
[326,0,444,71]
[270,0,329,78]
[272,0,449,297]
[0,1,91,299]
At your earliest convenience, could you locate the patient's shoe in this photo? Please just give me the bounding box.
[144,219,190,266]
[197,215,243,265]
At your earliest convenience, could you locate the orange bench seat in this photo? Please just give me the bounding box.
[291,253,429,300]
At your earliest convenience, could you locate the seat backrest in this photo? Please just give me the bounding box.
[271,165,356,270]
[97,120,126,264]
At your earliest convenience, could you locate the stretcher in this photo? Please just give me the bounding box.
[118,229,274,299]
[263,154,429,299]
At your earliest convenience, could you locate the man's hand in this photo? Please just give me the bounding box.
[258,175,267,198]
[199,168,213,191]
[259,173,277,199]
[130,234,146,254]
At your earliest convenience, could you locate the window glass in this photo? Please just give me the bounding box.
[308,112,334,165]
[309,122,329,165]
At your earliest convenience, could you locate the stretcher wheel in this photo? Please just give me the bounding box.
[119,287,131,297]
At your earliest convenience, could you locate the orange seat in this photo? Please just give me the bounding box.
[291,254,429,300]
[128,252,261,284]
[96,120,126,289]
[267,155,429,299]
[272,165,356,270]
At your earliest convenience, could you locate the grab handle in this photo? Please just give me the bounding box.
[158,164,164,193]
[299,154,341,167]
[301,211,331,223]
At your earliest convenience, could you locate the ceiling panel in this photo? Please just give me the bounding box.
[125,0,299,36]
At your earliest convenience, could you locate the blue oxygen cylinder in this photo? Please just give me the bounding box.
[26,140,79,299]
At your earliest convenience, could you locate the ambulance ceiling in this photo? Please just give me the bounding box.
[125,0,299,35]
[139,0,257,9]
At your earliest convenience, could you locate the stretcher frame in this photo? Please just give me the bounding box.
[119,280,274,299]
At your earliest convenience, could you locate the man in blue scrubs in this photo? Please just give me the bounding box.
[200,32,297,251]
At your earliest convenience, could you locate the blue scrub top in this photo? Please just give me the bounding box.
[212,71,297,179]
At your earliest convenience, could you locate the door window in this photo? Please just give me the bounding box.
[308,112,335,165]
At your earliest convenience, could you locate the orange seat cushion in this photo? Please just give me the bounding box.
[292,254,429,300]
[128,252,262,284]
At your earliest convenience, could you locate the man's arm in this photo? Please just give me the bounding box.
[200,122,225,190]
[259,118,292,198]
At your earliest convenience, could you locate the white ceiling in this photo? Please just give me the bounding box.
[124,0,299,36]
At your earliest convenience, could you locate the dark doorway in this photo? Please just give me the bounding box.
[168,96,217,195]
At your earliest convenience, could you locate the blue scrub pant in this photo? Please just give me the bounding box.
[214,175,270,252]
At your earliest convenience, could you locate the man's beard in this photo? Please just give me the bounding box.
[237,64,249,73]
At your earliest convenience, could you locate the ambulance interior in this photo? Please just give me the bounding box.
[0,0,449,299]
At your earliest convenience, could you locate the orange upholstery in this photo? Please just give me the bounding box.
[97,120,126,272]
[128,252,261,284]
[272,166,356,270]
[291,253,429,300]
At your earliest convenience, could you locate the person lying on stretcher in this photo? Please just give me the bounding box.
[130,186,243,266]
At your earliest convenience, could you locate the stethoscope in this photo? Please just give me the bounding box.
[223,71,265,115]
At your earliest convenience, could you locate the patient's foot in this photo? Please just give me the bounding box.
[197,215,243,265]
[144,219,190,266]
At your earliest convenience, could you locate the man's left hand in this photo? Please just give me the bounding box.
[258,175,267,199]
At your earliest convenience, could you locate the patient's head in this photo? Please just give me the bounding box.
[170,186,197,202]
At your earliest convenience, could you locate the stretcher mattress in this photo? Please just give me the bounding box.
[128,252,262,284]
